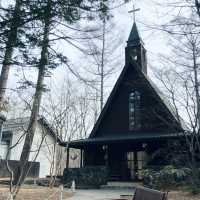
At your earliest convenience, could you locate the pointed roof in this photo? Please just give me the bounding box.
[65,59,187,148]
[65,23,188,148]
[127,22,142,46]
[89,59,186,139]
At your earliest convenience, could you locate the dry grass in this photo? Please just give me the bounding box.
[0,185,72,200]
[168,191,200,200]
[1,184,200,200]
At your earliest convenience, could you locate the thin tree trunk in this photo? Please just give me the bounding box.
[100,18,105,111]
[192,43,200,130]
[195,0,200,18]
[0,0,22,105]
[189,42,200,189]
[13,0,51,191]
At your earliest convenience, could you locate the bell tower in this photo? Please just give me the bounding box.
[125,23,147,75]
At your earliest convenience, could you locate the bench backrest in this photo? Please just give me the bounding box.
[133,187,168,200]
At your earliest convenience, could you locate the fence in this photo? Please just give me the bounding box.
[0,160,40,178]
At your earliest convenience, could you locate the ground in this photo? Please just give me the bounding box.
[66,189,200,200]
[0,185,200,200]
[0,185,72,200]
[168,191,200,200]
[67,189,134,200]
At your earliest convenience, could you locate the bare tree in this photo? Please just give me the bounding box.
[67,19,123,123]
[0,0,130,196]
[41,78,92,187]
[153,17,200,187]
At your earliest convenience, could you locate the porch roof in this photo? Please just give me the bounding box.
[67,132,186,148]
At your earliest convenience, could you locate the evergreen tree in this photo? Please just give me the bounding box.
[12,0,128,196]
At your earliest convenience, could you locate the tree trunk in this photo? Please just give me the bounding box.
[0,0,22,106]
[100,18,105,111]
[192,43,200,130]
[195,0,200,18]
[13,0,51,191]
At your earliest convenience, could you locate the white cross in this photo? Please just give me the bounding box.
[128,3,140,22]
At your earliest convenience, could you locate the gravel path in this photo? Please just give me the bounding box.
[67,189,134,200]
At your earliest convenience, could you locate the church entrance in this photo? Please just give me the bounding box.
[108,147,129,181]
[108,145,148,181]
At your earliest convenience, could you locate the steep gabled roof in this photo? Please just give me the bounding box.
[2,116,63,144]
[146,76,188,130]
[89,59,186,138]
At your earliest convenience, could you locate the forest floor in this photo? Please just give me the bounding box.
[0,184,72,200]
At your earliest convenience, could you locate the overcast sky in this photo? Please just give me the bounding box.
[4,0,185,120]
[48,0,174,94]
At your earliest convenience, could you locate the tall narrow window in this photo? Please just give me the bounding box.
[129,91,141,130]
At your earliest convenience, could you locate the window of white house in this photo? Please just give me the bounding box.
[129,91,141,130]
[0,131,12,160]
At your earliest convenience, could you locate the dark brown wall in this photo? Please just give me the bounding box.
[84,146,105,166]
[95,64,179,138]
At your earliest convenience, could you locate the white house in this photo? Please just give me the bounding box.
[0,116,65,178]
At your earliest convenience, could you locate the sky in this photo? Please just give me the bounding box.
[50,2,164,79]
[48,0,173,98]
[3,0,188,124]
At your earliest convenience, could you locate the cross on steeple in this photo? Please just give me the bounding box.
[128,2,140,23]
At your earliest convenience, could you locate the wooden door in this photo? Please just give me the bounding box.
[108,147,129,181]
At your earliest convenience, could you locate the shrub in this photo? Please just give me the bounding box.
[63,166,108,188]
[142,165,192,190]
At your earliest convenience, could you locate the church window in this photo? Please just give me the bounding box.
[132,49,138,61]
[129,91,141,130]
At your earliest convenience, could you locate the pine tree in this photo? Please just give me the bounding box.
[13,0,125,194]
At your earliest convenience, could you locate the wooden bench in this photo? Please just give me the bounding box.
[132,187,168,200]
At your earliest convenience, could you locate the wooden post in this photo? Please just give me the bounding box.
[80,149,83,168]
[59,185,63,200]
[66,147,69,168]
[104,145,108,168]
[134,151,138,180]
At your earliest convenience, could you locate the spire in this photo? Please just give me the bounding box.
[127,22,142,47]
[125,21,147,75]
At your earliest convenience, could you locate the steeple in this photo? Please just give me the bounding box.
[125,22,147,75]
[127,22,142,47]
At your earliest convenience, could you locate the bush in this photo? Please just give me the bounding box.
[63,166,108,188]
[142,165,192,190]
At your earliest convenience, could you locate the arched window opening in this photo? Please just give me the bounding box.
[129,91,141,130]
[132,49,138,61]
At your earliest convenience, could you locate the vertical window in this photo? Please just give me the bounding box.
[127,152,135,180]
[0,131,12,160]
[129,91,141,130]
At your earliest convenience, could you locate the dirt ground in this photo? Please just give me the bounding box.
[125,191,200,200]
[0,185,72,200]
[0,185,200,200]
[168,191,200,200]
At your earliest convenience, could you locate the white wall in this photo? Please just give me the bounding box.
[9,128,25,160]
[30,123,57,178]
[0,143,8,159]
[7,122,59,178]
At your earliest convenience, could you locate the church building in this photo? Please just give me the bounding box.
[65,22,186,181]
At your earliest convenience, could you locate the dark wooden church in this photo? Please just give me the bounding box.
[66,22,185,181]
